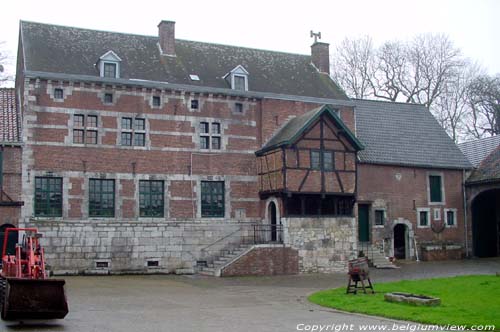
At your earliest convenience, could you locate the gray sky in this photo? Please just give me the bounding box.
[1,0,498,84]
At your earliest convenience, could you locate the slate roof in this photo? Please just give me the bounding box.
[19,21,347,100]
[466,145,500,184]
[354,99,472,169]
[0,88,20,144]
[458,136,500,167]
[256,105,363,155]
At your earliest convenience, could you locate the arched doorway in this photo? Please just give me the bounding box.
[268,202,278,242]
[0,224,18,265]
[472,189,500,257]
[393,224,407,259]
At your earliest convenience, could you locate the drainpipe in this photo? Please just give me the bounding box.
[462,169,469,258]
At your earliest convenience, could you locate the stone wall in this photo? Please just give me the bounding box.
[23,219,249,275]
[283,217,357,273]
[220,245,298,276]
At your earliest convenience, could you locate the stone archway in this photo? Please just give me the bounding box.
[264,197,282,243]
[391,218,415,259]
[471,189,500,257]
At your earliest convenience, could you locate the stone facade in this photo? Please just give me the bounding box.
[283,217,357,273]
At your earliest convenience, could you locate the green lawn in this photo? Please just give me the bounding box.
[308,275,500,329]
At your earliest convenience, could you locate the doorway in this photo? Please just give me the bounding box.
[393,224,407,259]
[269,201,278,242]
[358,204,370,242]
[472,189,500,257]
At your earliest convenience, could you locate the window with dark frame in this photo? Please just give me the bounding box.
[89,179,115,217]
[429,175,443,203]
[103,63,117,78]
[419,210,429,226]
[199,121,221,150]
[375,210,385,226]
[191,99,199,110]
[284,194,353,217]
[139,180,164,217]
[323,151,333,171]
[152,96,161,107]
[446,210,455,226]
[233,75,246,91]
[73,114,98,144]
[104,93,113,104]
[201,181,224,217]
[34,177,63,217]
[234,103,243,113]
[310,150,333,171]
[311,150,321,170]
[54,88,64,99]
[121,117,146,146]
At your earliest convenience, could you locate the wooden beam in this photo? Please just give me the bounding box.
[298,170,310,192]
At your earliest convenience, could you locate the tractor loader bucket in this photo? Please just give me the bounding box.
[1,278,68,320]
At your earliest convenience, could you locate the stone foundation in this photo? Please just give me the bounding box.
[22,218,250,275]
[283,217,357,273]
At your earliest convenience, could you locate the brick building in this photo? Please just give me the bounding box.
[11,20,473,275]
[0,88,23,251]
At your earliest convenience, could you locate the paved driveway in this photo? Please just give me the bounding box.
[2,258,499,332]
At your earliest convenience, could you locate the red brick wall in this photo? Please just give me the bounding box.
[358,163,466,245]
[221,246,299,276]
[0,146,22,226]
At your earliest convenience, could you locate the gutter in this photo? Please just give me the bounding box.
[24,70,355,107]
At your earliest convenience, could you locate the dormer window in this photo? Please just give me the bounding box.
[224,65,249,91]
[98,51,121,79]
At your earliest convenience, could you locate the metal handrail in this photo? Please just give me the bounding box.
[200,227,242,254]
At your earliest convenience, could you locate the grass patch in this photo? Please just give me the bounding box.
[308,275,500,328]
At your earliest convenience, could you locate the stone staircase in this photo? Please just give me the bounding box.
[198,243,252,277]
[359,243,398,269]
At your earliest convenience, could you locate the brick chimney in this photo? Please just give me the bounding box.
[158,20,176,56]
[311,42,330,74]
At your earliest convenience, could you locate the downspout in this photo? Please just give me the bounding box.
[462,169,469,258]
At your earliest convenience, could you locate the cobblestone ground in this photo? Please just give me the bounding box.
[1,258,499,332]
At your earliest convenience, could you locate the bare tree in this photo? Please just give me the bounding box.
[465,74,500,138]
[0,42,13,86]
[434,62,481,141]
[331,36,374,99]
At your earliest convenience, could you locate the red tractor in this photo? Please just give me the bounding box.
[0,228,68,320]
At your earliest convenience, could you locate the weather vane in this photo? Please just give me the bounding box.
[310,30,322,43]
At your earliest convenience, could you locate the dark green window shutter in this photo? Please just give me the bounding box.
[429,175,442,202]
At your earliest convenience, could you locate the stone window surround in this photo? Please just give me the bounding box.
[198,120,223,151]
[118,116,147,148]
[427,171,446,205]
[416,207,431,228]
[373,208,387,228]
[98,51,122,79]
[433,208,441,221]
[46,81,73,102]
[71,113,101,145]
[196,176,229,220]
[444,208,458,227]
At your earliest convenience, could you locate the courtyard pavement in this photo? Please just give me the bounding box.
[1,258,499,332]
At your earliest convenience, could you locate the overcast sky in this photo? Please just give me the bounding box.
[1,0,498,84]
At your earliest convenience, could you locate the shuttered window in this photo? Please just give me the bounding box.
[429,175,443,203]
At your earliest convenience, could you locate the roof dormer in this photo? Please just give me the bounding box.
[224,65,249,91]
[98,51,122,79]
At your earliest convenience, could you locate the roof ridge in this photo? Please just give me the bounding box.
[458,135,500,146]
[20,20,311,58]
[353,98,426,107]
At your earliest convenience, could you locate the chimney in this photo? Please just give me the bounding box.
[158,20,176,56]
[311,42,330,75]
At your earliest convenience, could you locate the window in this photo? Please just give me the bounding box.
[417,208,430,227]
[89,179,115,217]
[199,121,221,150]
[34,177,63,217]
[139,180,164,217]
[429,175,443,203]
[234,103,243,113]
[191,99,199,110]
[375,210,385,226]
[201,181,224,217]
[323,151,333,171]
[103,63,117,78]
[310,150,333,171]
[73,114,98,144]
[121,117,146,147]
[104,93,113,104]
[234,75,246,91]
[445,209,457,226]
[311,151,321,170]
[284,194,353,217]
[54,88,64,99]
[152,96,161,107]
